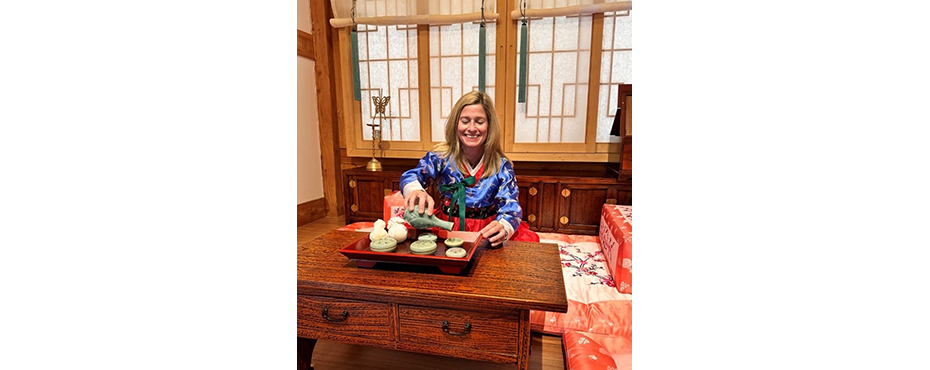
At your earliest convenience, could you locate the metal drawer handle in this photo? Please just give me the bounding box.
[442,321,472,336]
[322,307,349,322]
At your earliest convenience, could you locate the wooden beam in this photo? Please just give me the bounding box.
[509,2,632,19]
[331,26,347,150]
[584,13,605,153]
[297,29,314,59]
[310,0,345,217]
[335,29,359,162]
[416,25,432,149]
[500,0,515,153]
[330,12,501,28]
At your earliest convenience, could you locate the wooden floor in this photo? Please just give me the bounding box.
[298,216,566,370]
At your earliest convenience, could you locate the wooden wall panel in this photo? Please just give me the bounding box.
[297,29,314,59]
[297,197,327,227]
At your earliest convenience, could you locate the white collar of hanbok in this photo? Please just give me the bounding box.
[464,156,484,177]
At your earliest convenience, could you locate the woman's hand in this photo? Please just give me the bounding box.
[404,189,435,216]
[479,220,509,248]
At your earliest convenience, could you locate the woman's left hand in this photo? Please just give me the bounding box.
[479,221,508,247]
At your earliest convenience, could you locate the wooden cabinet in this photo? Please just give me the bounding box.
[343,166,631,235]
[616,84,632,180]
[516,180,539,230]
[521,171,632,235]
[343,170,397,222]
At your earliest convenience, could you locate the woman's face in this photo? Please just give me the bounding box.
[457,103,488,151]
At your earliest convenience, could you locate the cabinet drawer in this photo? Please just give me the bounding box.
[297,295,392,343]
[397,306,519,362]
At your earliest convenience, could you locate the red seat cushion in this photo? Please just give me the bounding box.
[563,330,631,370]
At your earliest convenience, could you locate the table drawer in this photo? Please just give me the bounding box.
[297,295,391,342]
[397,305,519,362]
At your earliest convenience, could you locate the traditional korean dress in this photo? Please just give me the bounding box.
[400,151,539,242]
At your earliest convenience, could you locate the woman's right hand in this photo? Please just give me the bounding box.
[405,189,435,216]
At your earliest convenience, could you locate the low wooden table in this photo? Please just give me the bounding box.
[297,230,568,370]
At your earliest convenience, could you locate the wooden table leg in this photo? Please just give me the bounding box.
[297,337,317,370]
[516,310,531,370]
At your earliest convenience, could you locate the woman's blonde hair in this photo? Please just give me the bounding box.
[433,91,508,179]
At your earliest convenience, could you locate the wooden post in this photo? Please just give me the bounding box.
[310,0,345,217]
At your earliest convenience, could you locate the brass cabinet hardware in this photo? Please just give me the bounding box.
[560,216,569,225]
[527,214,536,222]
[351,204,358,212]
[322,307,349,322]
[606,198,617,204]
[349,180,356,188]
[384,189,392,196]
[529,187,537,196]
[441,321,472,336]
[561,189,571,198]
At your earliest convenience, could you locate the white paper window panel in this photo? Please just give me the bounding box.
[596,11,632,143]
[514,15,592,143]
[356,0,412,17]
[429,22,497,142]
[358,24,421,141]
[434,0,495,14]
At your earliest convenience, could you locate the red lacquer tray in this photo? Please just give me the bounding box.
[339,228,489,274]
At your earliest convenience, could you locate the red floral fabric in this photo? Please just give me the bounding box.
[530,233,631,337]
[562,330,632,370]
[383,191,406,222]
[599,204,632,294]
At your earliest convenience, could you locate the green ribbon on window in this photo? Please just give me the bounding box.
[518,20,528,103]
[438,175,476,231]
[350,27,361,101]
[478,23,486,92]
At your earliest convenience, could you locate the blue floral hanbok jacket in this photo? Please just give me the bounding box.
[399,151,523,232]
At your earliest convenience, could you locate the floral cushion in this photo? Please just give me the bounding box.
[563,330,632,370]
[383,191,406,222]
[599,204,632,294]
[530,233,631,337]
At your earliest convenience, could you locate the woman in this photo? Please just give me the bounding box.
[400,91,538,247]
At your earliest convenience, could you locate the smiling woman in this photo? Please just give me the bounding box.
[399,91,539,248]
[457,104,489,164]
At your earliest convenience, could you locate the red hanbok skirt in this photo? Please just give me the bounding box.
[436,210,539,243]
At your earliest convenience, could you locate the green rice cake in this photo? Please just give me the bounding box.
[417,232,438,242]
[370,237,398,252]
[444,247,467,258]
[443,237,464,248]
[409,240,437,255]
